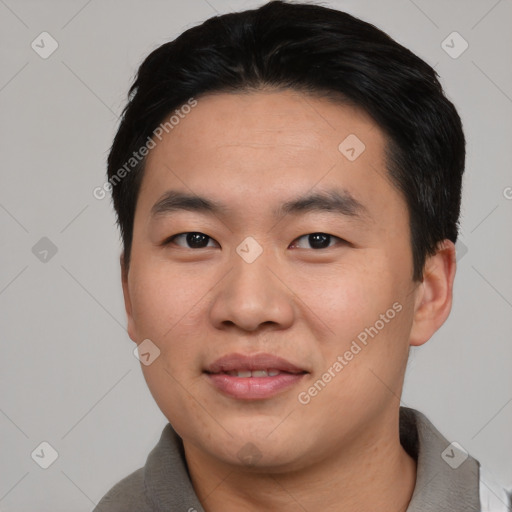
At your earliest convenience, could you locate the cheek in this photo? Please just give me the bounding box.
[129,261,211,387]
[302,257,411,387]
[129,260,202,339]
[293,257,394,338]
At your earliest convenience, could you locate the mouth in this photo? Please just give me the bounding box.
[204,353,308,400]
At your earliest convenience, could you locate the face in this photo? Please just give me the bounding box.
[122,89,424,471]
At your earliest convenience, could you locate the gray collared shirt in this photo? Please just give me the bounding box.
[93,407,501,511]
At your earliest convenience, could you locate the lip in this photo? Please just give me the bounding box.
[205,353,306,374]
[204,352,308,400]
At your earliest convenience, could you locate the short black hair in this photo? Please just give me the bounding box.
[107,0,465,282]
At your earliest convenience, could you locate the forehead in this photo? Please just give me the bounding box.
[156,89,379,155]
[137,89,405,227]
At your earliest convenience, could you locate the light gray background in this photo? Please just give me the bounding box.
[0,0,511,510]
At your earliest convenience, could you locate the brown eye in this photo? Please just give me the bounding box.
[165,232,218,249]
[291,233,344,249]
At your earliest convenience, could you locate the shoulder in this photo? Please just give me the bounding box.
[93,467,153,512]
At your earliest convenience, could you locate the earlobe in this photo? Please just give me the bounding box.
[120,253,138,343]
[409,240,457,347]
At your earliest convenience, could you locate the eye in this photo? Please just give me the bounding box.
[290,232,345,250]
[163,232,218,249]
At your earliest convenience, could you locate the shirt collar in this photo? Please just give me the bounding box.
[400,407,480,511]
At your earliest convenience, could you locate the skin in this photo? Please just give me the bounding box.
[121,89,456,511]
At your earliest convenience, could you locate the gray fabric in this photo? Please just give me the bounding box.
[400,407,480,511]
[93,428,205,512]
[93,407,481,511]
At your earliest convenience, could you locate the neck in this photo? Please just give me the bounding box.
[183,409,417,512]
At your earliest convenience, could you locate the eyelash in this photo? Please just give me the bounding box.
[162,232,347,250]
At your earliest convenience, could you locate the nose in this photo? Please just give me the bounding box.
[209,250,295,333]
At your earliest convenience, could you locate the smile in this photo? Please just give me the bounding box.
[204,353,308,400]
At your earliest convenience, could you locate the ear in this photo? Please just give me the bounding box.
[409,239,457,347]
[120,253,138,343]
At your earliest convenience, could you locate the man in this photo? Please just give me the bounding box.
[94,1,508,510]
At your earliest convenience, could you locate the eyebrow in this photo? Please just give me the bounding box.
[150,189,372,223]
[276,189,371,222]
